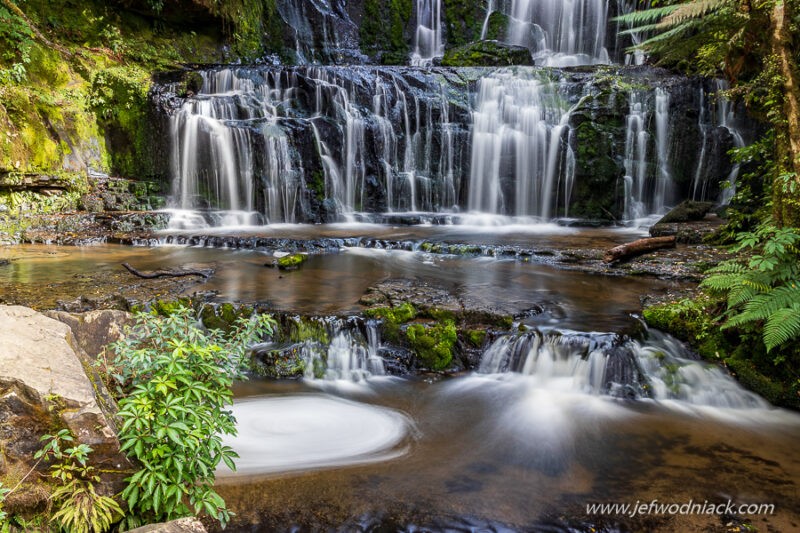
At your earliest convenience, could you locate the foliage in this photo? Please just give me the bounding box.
[109,306,274,527]
[0,482,9,530]
[614,0,764,77]
[0,3,35,84]
[34,429,123,533]
[701,224,800,352]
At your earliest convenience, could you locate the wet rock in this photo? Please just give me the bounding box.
[251,342,308,379]
[44,309,132,358]
[441,40,533,67]
[127,517,207,533]
[0,305,131,505]
[650,212,725,244]
[656,200,715,223]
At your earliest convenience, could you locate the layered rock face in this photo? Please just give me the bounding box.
[0,306,131,509]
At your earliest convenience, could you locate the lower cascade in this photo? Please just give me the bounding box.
[156,66,748,227]
[255,316,767,410]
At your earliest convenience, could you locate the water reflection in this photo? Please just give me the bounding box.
[0,244,682,330]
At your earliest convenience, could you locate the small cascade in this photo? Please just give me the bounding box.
[714,80,745,204]
[690,81,744,204]
[277,0,364,64]
[478,329,767,408]
[622,90,649,220]
[410,0,445,67]
[468,70,574,218]
[653,87,674,213]
[297,319,386,382]
[505,0,611,66]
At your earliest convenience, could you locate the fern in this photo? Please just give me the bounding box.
[701,225,800,352]
[725,284,800,328]
[613,5,680,26]
[659,0,731,28]
[764,304,800,352]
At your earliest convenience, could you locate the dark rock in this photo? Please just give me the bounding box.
[252,342,308,379]
[656,200,715,224]
[127,517,207,533]
[441,40,533,67]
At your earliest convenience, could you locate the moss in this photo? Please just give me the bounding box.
[364,303,417,342]
[441,40,533,67]
[199,303,253,333]
[424,307,457,322]
[147,298,193,317]
[406,320,457,371]
[360,0,413,62]
[277,253,308,270]
[286,317,329,344]
[442,0,486,47]
[465,329,486,348]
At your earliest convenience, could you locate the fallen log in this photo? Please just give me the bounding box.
[603,235,676,263]
[122,262,213,279]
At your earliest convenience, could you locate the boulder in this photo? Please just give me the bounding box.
[127,517,207,533]
[655,200,715,224]
[0,306,131,498]
[440,40,533,67]
[44,309,132,358]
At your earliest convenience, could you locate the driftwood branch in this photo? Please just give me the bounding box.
[122,262,213,279]
[603,236,676,263]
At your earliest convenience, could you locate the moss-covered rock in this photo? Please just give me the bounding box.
[406,319,457,370]
[364,302,417,342]
[440,40,533,67]
[643,295,800,409]
[275,253,308,270]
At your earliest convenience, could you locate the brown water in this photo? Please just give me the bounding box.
[2,228,798,533]
[217,378,800,532]
[0,242,679,329]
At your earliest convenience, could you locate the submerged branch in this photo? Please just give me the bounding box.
[122,262,213,279]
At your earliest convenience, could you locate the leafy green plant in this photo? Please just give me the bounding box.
[34,429,123,533]
[701,224,800,351]
[109,306,274,527]
[0,482,9,531]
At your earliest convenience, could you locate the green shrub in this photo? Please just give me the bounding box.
[109,306,274,527]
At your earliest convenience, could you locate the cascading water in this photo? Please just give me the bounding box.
[296,320,386,382]
[622,90,649,220]
[505,0,611,66]
[161,66,748,227]
[468,70,575,218]
[410,0,445,66]
[478,328,768,408]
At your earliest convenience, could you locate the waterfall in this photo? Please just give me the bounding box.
[161,66,747,227]
[714,80,745,204]
[505,0,611,66]
[653,87,674,213]
[478,329,768,408]
[410,0,445,66]
[622,90,650,220]
[298,321,386,382]
[468,70,574,218]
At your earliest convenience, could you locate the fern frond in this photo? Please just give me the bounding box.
[613,5,680,26]
[725,285,800,328]
[726,283,760,308]
[704,261,747,275]
[638,19,704,48]
[700,272,746,292]
[764,304,800,352]
[658,0,732,28]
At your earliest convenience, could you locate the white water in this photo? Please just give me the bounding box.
[220,394,411,476]
[478,329,768,409]
[622,90,650,220]
[468,70,574,218]
[505,0,611,66]
[410,0,445,66]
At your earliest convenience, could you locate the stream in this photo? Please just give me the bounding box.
[2,225,799,531]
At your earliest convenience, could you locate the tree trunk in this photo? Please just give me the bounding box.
[602,236,677,263]
[771,0,800,226]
